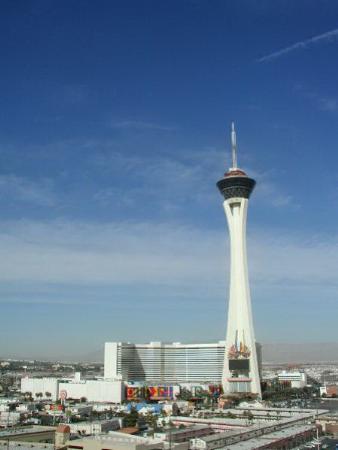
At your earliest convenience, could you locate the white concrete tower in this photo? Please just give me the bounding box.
[217,123,261,398]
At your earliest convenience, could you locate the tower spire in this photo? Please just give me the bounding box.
[231,122,237,169]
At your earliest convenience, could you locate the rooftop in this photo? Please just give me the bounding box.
[0,427,56,438]
[221,424,316,449]
[0,442,54,450]
[92,432,163,444]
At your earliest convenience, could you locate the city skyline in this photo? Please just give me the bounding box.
[1,1,338,358]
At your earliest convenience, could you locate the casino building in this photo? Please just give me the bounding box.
[104,341,262,384]
[104,341,225,383]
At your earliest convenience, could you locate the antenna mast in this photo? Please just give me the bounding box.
[231,122,237,169]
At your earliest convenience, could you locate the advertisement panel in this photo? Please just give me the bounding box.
[208,384,223,397]
[125,385,175,401]
[47,404,63,411]
[148,386,174,400]
[126,386,144,400]
[59,390,67,401]
[191,386,205,398]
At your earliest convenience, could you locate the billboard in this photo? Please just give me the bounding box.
[46,404,63,411]
[126,385,175,400]
[229,359,250,371]
[126,386,144,400]
[59,390,67,401]
[148,386,174,400]
[209,384,223,397]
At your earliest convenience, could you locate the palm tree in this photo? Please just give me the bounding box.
[23,391,30,401]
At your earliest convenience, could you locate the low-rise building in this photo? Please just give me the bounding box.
[316,415,338,434]
[21,377,59,400]
[65,418,122,435]
[66,404,93,417]
[16,403,38,412]
[221,424,317,450]
[320,384,337,397]
[21,375,124,403]
[59,380,124,403]
[0,425,68,450]
[277,371,307,389]
[154,425,212,443]
[0,426,56,444]
[0,441,54,450]
[0,412,22,426]
[66,432,164,450]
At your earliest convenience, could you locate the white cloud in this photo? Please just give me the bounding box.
[249,231,338,287]
[318,97,338,112]
[0,219,337,296]
[293,85,338,113]
[90,147,293,210]
[0,220,225,286]
[258,28,338,62]
[111,120,176,131]
[254,178,295,208]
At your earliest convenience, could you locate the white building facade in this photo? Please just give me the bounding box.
[278,371,307,389]
[21,377,59,400]
[59,379,124,403]
[104,341,225,383]
[21,375,124,403]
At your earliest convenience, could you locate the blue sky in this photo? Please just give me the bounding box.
[1,0,338,359]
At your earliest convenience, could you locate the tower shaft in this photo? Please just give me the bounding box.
[223,197,261,397]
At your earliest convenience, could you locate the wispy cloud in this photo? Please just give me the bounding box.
[255,179,294,208]
[90,147,293,211]
[294,85,338,113]
[0,175,56,207]
[0,219,337,293]
[245,168,296,209]
[111,120,176,131]
[318,97,338,112]
[1,218,338,356]
[0,219,226,287]
[258,28,338,63]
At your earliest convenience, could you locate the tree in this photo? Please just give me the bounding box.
[144,411,159,432]
[176,387,192,401]
[172,403,180,416]
[23,391,32,402]
[65,409,72,424]
[124,407,139,427]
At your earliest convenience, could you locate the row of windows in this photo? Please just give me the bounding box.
[116,345,224,382]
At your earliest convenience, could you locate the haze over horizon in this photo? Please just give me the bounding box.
[1,0,338,359]
[4,342,338,365]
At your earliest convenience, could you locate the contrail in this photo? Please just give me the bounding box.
[258,28,338,62]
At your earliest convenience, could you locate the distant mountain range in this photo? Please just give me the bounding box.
[3,342,338,364]
[78,342,338,364]
[262,343,338,364]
